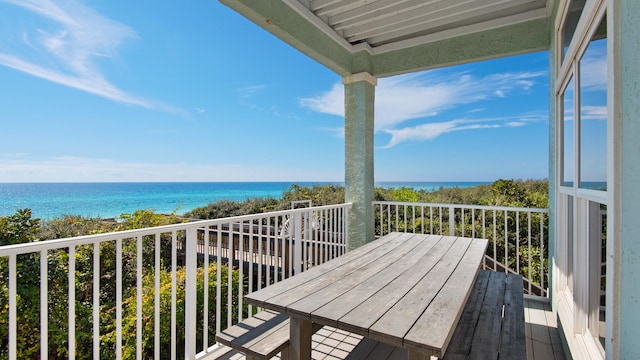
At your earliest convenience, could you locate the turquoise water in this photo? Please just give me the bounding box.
[0,182,489,220]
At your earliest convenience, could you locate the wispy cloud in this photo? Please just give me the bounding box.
[381,114,544,148]
[581,105,606,121]
[580,41,607,91]
[0,0,156,107]
[299,69,547,144]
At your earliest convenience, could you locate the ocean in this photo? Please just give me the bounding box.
[0,182,489,220]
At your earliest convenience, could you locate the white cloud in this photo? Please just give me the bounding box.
[0,0,156,108]
[298,83,343,117]
[381,114,544,148]
[581,105,607,121]
[580,41,607,91]
[299,69,546,136]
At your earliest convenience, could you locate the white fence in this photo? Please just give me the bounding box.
[373,201,549,296]
[0,203,351,360]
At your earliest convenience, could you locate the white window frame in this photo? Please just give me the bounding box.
[554,0,610,358]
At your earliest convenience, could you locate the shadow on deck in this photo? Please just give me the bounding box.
[208,297,566,360]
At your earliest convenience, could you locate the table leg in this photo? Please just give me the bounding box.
[289,317,312,360]
[407,349,429,360]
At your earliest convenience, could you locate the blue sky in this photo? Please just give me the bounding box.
[0,0,554,183]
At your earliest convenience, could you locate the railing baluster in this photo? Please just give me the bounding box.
[9,255,16,360]
[216,227,222,338]
[449,206,455,236]
[116,238,122,360]
[69,246,76,360]
[203,228,210,349]
[248,221,254,316]
[387,204,391,235]
[528,212,533,295]
[461,208,465,237]
[516,212,520,275]
[504,210,509,273]
[171,231,177,360]
[136,236,142,360]
[41,249,49,360]
[154,233,160,360]
[540,213,545,292]
[493,210,497,272]
[185,227,197,360]
[238,222,244,320]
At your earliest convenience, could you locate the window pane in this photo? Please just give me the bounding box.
[567,195,574,292]
[579,18,607,191]
[589,203,606,352]
[563,78,575,187]
[561,0,586,63]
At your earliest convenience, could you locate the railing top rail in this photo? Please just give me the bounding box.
[0,202,353,257]
[192,202,353,228]
[372,201,549,213]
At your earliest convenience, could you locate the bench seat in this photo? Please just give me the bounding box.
[215,310,290,360]
[346,270,526,360]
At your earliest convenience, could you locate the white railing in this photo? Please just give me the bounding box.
[373,201,549,296]
[0,203,351,360]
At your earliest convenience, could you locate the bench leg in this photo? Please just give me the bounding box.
[281,347,289,360]
[290,317,312,360]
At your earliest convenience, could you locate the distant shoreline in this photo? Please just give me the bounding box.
[0,181,494,220]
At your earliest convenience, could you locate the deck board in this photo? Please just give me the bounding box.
[287,234,429,319]
[334,236,453,335]
[367,237,473,349]
[246,233,410,308]
[310,235,442,326]
[405,238,487,354]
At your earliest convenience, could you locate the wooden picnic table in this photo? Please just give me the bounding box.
[245,232,488,360]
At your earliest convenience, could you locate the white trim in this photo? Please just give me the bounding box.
[342,72,377,86]
[554,1,609,359]
[604,1,614,358]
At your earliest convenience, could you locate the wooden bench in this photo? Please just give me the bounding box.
[215,310,291,360]
[346,270,526,360]
[215,310,324,360]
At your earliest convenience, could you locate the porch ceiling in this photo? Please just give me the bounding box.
[219,0,555,77]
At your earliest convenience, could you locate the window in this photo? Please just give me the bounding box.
[588,203,606,352]
[556,2,608,358]
[562,78,575,187]
[560,0,586,63]
[579,18,607,191]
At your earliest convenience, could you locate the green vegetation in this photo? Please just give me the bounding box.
[0,209,243,359]
[374,179,548,208]
[183,183,345,219]
[0,179,548,357]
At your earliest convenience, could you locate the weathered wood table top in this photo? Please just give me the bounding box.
[245,232,488,360]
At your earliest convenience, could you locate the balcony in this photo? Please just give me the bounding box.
[0,202,563,359]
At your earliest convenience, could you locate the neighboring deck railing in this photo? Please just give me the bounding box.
[373,201,549,297]
[0,203,351,360]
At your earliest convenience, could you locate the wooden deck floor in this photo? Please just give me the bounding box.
[524,297,566,360]
[209,296,566,360]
